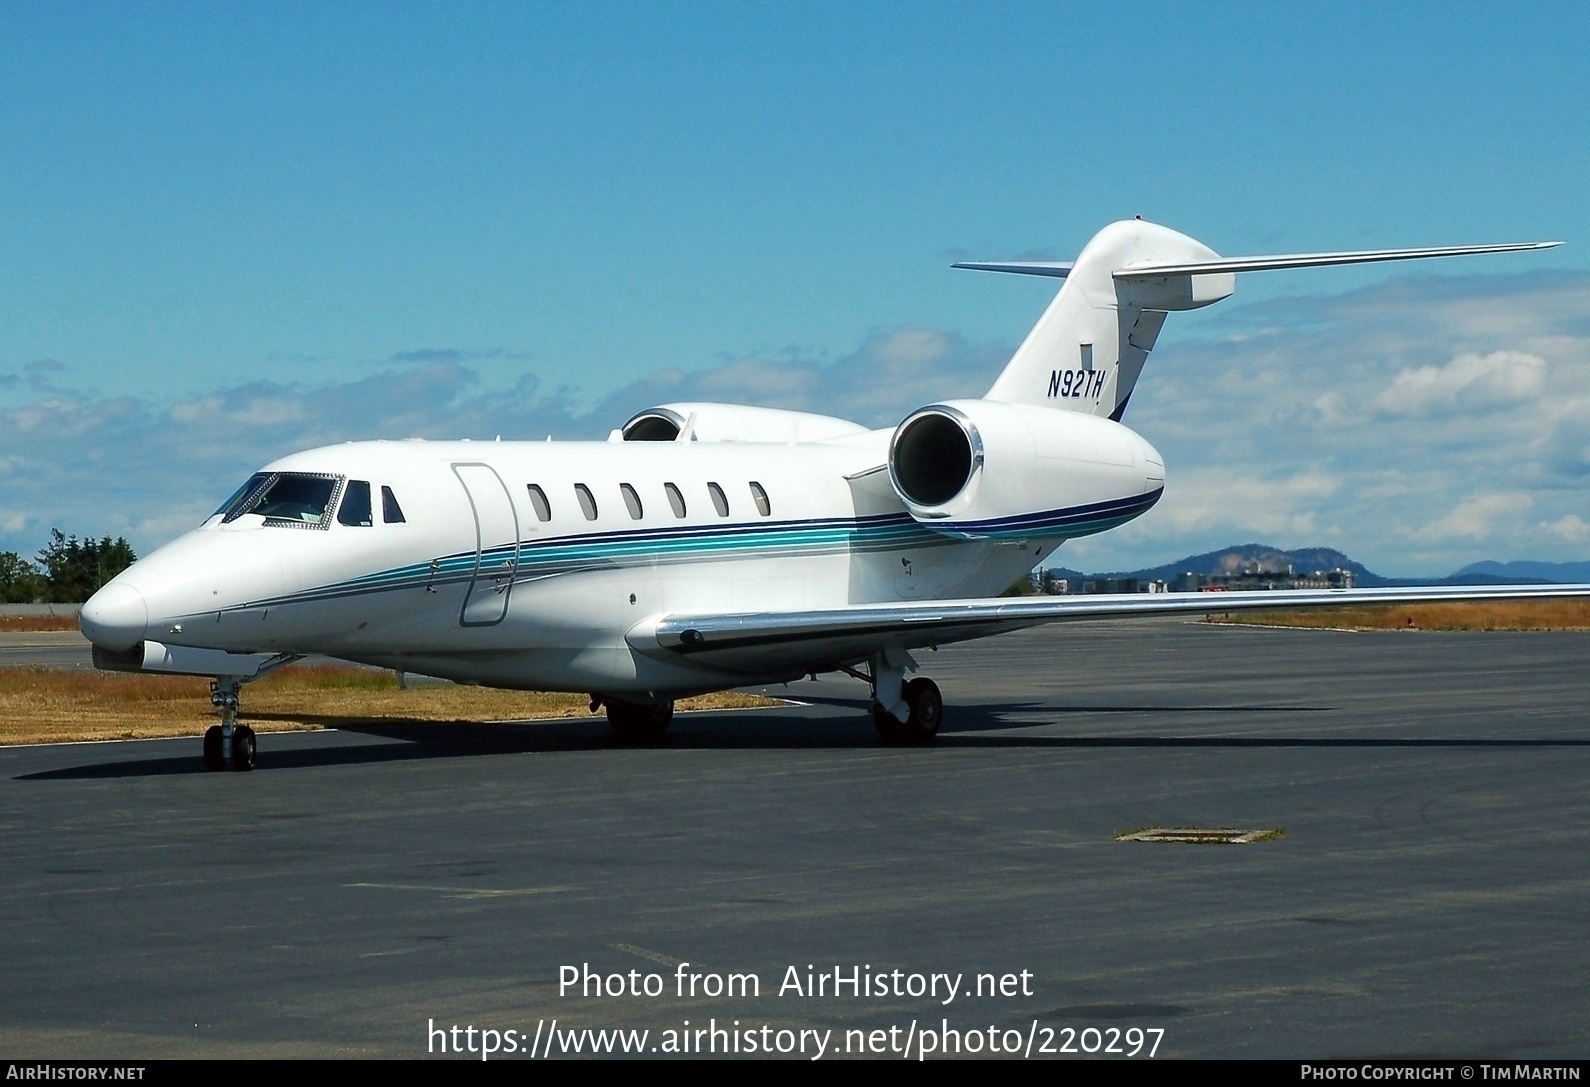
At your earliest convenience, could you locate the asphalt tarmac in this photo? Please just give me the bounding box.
[0,631,367,673]
[0,630,97,670]
[2,619,1588,1059]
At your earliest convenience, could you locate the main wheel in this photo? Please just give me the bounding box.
[901,677,943,741]
[872,705,905,742]
[606,700,674,742]
[230,725,257,772]
[203,726,225,771]
[873,679,944,744]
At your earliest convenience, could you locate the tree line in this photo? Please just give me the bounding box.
[0,530,138,604]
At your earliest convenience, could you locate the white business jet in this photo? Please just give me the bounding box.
[78,219,1585,771]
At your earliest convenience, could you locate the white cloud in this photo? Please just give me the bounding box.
[1118,269,1590,573]
[1313,390,1351,426]
[1148,468,1341,538]
[1539,397,1590,477]
[874,327,957,366]
[1410,492,1534,542]
[228,397,305,427]
[0,333,1008,557]
[134,508,217,544]
[1543,515,1590,545]
[585,326,1007,428]
[1372,350,1547,417]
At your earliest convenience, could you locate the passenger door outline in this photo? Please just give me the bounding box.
[452,463,521,627]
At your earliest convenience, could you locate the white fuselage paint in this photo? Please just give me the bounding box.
[86,426,1159,697]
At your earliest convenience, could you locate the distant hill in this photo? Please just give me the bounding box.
[1054,544,1584,587]
[1455,559,1590,583]
[1094,543,1389,586]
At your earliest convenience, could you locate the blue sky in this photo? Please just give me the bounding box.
[2,3,1587,575]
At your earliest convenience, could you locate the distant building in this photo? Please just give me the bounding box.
[1028,570,1070,595]
[1171,566,1356,593]
[1038,565,1355,595]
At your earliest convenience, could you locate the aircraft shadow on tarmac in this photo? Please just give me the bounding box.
[17,698,1590,781]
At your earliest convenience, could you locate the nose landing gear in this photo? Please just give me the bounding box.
[203,676,257,772]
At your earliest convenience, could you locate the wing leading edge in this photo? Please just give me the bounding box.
[628,583,1590,675]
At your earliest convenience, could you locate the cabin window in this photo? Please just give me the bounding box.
[749,481,771,517]
[338,480,373,526]
[575,483,598,520]
[664,482,686,518]
[526,484,551,522]
[707,481,729,517]
[382,486,406,523]
[224,472,340,527]
[620,483,643,519]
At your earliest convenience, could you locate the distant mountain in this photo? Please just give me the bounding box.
[1455,560,1590,583]
[1052,544,1585,588]
[1093,543,1390,586]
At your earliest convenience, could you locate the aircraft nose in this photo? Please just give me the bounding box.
[79,582,149,651]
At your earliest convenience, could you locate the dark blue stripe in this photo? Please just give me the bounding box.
[942,489,1162,534]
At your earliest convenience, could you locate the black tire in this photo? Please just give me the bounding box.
[606,699,674,742]
[203,726,225,772]
[872,706,906,743]
[901,677,943,741]
[230,725,256,772]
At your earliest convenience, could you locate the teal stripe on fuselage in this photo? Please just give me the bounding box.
[246,513,946,608]
[239,495,1143,610]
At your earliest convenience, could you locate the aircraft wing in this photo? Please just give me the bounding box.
[628,583,1590,676]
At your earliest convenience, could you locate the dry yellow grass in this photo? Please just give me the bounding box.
[0,615,80,632]
[0,664,780,746]
[1206,598,1590,632]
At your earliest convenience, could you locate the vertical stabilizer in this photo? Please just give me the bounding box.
[980,220,1233,419]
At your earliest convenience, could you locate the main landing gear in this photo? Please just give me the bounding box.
[203,676,257,772]
[595,696,675,743]
[872,677,943,743]
[863,649,943,744]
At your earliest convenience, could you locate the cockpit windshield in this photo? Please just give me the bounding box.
[213,473,270,519]
[219,472,342,527]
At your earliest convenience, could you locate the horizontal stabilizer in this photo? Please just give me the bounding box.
[951,261,1074,278]
[1115,240,1561,279]
[975,219,1562,422]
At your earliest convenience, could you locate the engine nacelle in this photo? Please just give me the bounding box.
[619,402,870,443]
[888,399,1165,539]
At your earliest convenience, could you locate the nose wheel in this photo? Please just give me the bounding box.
[203,725,224,771]
[204,677,257,772]
[202,723,256,771]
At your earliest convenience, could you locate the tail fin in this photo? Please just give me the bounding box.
[970,219,1559,420]
[979,220,1227,419]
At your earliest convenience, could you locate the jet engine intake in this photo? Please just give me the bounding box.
[889,407,981,508]
[887,399,1165,540]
